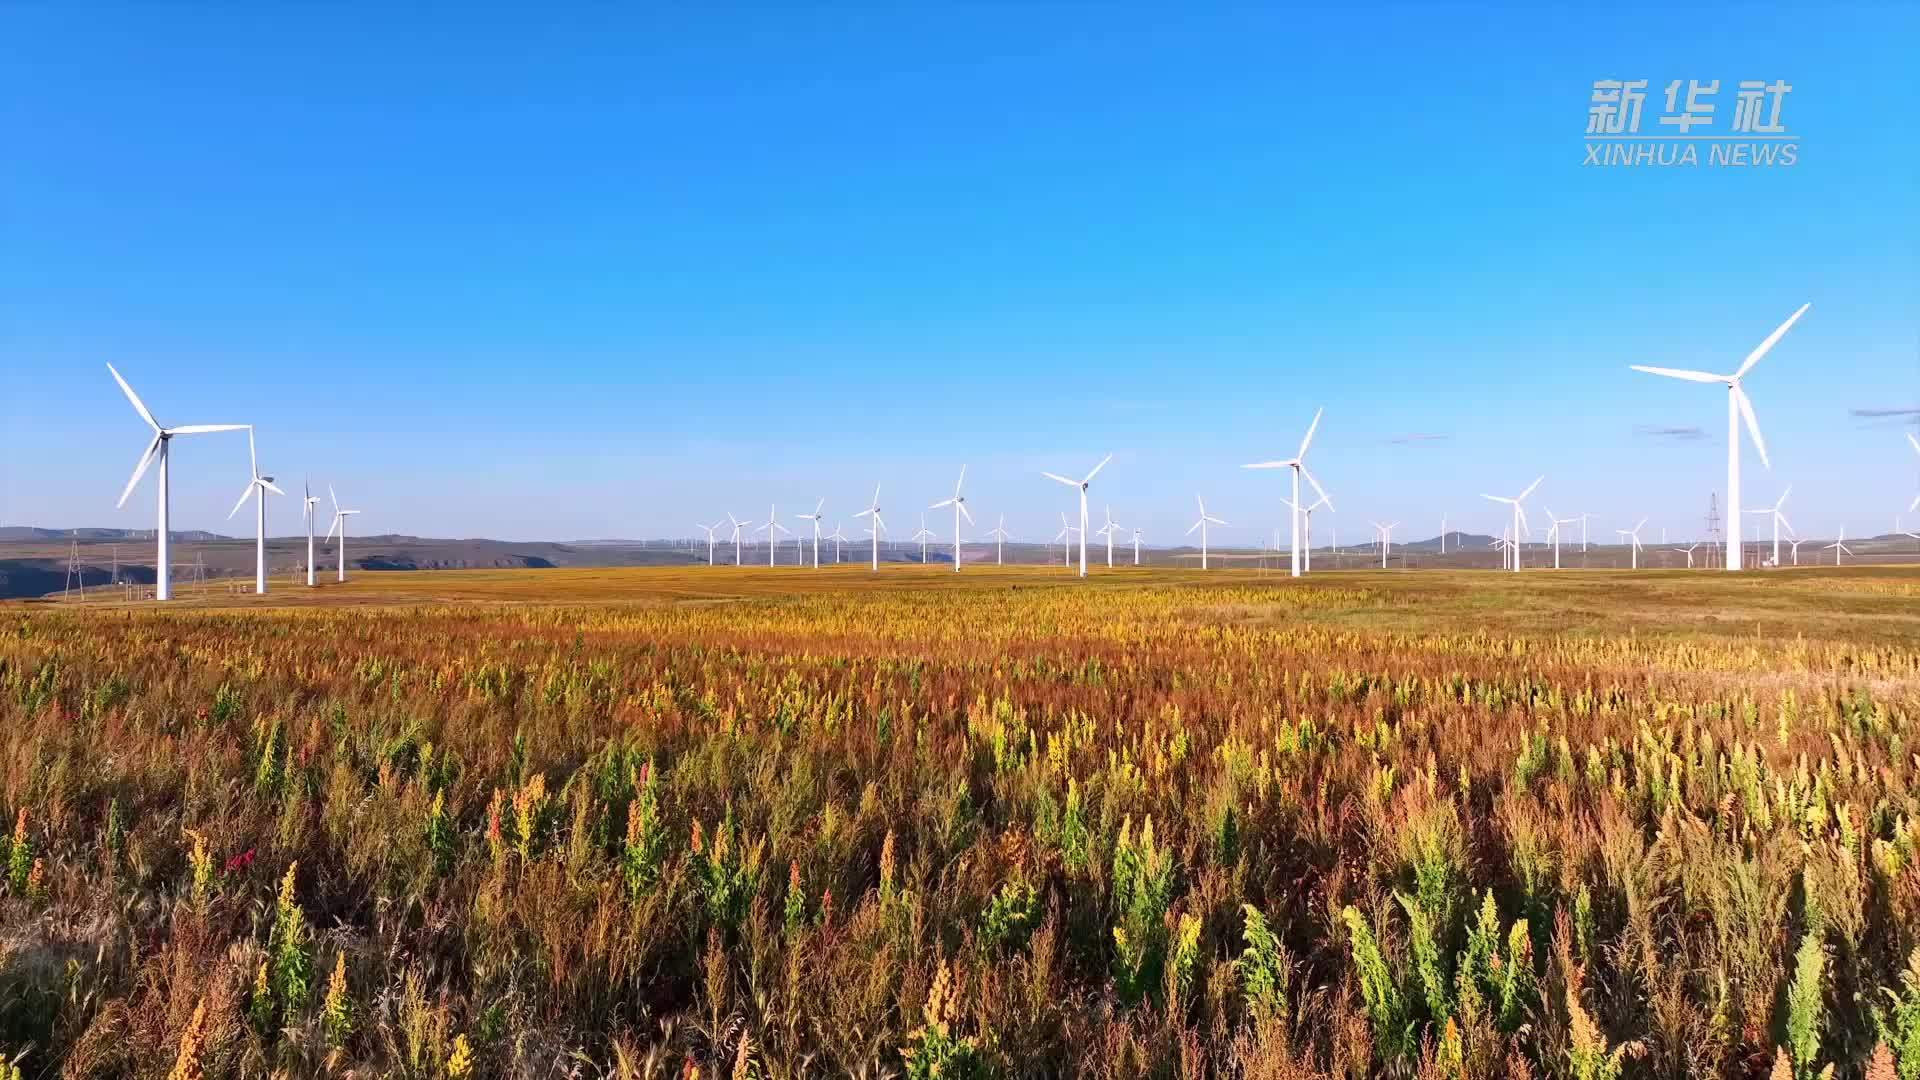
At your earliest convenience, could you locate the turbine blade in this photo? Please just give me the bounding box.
[1629,365,1725,384]
[1734,302,1810,379]
[1297,407,1323,459]
[261,479,285,497]
[930,498,954,509]
[247,426,257,479]
[955,464,966,493]
[1480,494,1509,504]
[1241,461,1288,470]
[1186,519,1202,535]
[228,482,256,520]
[1083,453,1112,484]
[117,434,162,508]
[1909,432,1920,458]
[106,363,160,431]
[1302,467,1331,508]
[330,484,339,514]
[1734,385,1769,469]
[1518,475,1544,501]
[165,424,249,434]
[1041,471,1078,487]
[959,502,973,525]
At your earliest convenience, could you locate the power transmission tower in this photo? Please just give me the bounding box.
[1704,492,1723,568]
[63,536,85,600]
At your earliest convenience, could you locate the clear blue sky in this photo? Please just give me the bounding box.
[4,5,1916,545]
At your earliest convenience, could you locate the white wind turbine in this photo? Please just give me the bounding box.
[1042,454,1112,578]
[1578,512,1594,553]
[756,505,790,566]
[699,521,723,566]
[1094,506,1121,569]
[727,513,754,565]
[853,485,886,571]
[1242,407,1329,578]
[1130,527,1143,567]
[1371,521,1400,569]
[796,498,825,568]
[1544,508,1576,570]
[1186,495,1226,570]
[1676,542,1700,568]
[1439,514,1448,555]
[1283,494,1331,573]
[987,515,1010,566]
[911,513,934,564]
[928,467,972,572]
[226,427,286,594]
[1744,486,1794,567]
[829,523,848,564]
[106,363,248,601]
[1788,538,1806,566]
[1481,476,1543,574]
[1616,518,1647,569]
[1051,514,1073,569]
[1630,303,1809,573]
[303,481,320,586]
[324,484,361,582]
[1826,527,1853,565]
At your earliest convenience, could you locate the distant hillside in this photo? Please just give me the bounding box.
[0,526,236,543]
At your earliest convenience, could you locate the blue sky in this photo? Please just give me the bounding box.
[4,5,1916,545]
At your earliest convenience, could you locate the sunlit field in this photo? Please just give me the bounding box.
[6,566,1920,1077]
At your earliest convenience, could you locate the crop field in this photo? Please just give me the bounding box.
[5,566,1920,1078]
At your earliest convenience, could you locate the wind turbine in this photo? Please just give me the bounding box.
[1578,512,1594,553]
[928,467,972,572]
[105,363,247,601]
[225,427,286,594]
[1676,542,1700,568]
[1826,527,1853,565]
[1187,496,1226,570]
[795,498,825,568]
[1744,486,1794,568]
[828,523,848,564]
[324,484,361,582]
[1616,518,1647,569]
[1544,508,1576,569]
[987,515,1010,566]
[756,505,790,566]
[1439,514,1448,555]
[853,485,886,571]
[1629,303,1809,573]
[699,521,723,566]
[1242,408,1329,578]
[1051,514,1073,569]
[1284,494,1332,573]
[1481,476,1543,574]
[1130,528,1143,566]
[911,513,934,564]
[1788,538,1805,566]
[727,513,754,565]
[1042,454,1112,578]
[303,481,320,586]
[1371,521,1400,569]
[1094,507,1121,569]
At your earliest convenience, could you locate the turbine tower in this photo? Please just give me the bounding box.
[1187,495,1226,570]
[928,467,972,572]
[726,513,754,565]
[1826,527,1853,565]
[1094,507,1121,569]
[1242,407,1329,578]
[911,513,934,564]
[324,484,361,582]
[1371,521,1400,569]
[756,505,790,566]
[1042,454,1112,578]
[699,520,723,566]
[1629,302,1809,572]
[853,485,886,571]
[1545,509,1576,569]
[828,523,848,564]
[226,427,286,594]
[1616,518,1648,569]
[106,363,246,601]
[1481,476,1543,574]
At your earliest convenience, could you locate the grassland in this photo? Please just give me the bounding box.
[5,566,1920,1077]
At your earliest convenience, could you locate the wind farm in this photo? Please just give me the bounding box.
[7,10,1920,1076]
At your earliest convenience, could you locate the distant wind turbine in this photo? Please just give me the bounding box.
[303,481,320,586]
[1630,302,1809,572]
[1094,507,1121,569]
[1481,476,1543,574]
[757,505,790,566]
[106,363,247,601]
[911,513,935,564]
[1242,407,1329,578]
[1371,521,1400,569]
[1042,454,1112,578]
[1544,508,1576,570]
[796,498,825,568]
[323,485,361,582]
[1051,514,1073,569]
[225,427,286,594]
[699,521,723,566]
[828,522,848,564]
[853,485,886,570]
[727,513,753,566]
[1616,518,1648,569]
[1676,542,1700,568]
[1187,496,1226,570]
[987,515,1010,566]
[1826,527,1853,565]
[1744,486,1794,567]
[928,467,972,572]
